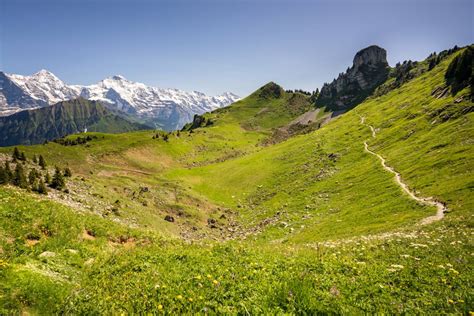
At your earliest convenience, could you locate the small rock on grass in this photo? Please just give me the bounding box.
[38,251,56,258]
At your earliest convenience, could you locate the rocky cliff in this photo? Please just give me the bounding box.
[317,45,389,110]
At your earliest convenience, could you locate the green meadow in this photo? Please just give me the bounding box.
[0,48,472,314]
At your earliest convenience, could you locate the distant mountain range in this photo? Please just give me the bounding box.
[0,70,239,130]
[0,98,150,146]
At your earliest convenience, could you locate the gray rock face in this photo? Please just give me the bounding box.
[353,45,388,69]
[317,45,389,110]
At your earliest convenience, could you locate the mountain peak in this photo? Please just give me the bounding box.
[111,75,126,81]
[33,69,57,78]
[256,82,284,99]
[30,69,61,82]
[353,45,388,69]
[317,46,389,110]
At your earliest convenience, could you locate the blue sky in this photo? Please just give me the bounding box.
[0,0,472,97]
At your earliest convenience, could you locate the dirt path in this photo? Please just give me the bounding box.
[359,116,446,225]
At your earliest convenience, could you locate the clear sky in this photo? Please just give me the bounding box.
[0,0,472,97]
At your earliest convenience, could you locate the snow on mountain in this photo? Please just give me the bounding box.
[7,70,81,104]
[0,70,240,130]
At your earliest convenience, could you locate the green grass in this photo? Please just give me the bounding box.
[1,185,472,314]
[0,49,472,314]
[167,51,473,242]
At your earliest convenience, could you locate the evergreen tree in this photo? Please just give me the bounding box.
[37,179,48,195]
[4,162,12,183]
[44,171,51,184]
[445,46,473,96]
[32,154,38,164]
[19,152,26,162]
[0,165,6,184]
[12,147,20,162]
[50,166,65,190]
[39,155,47,169]
[64,167,72,177]
[13,164,28,189]
[28,168,38,185]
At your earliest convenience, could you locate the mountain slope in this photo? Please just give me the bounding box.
[0,45,472,314]
[168,47,472,242]
[0,98,151,146]
[0,70,239,130]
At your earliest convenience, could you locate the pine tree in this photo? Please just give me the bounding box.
[19,152,26,162]
[44,171,51,184]
[13,164,28,189]
[64,167,72,177]
[28,168,38,185]
[12,147,20,162]
[32,155,38,164]
[39,155,47,169]
[4,161,12,183]
[50,166,65,190]
[0,165,6,184]
[37,179,48,195]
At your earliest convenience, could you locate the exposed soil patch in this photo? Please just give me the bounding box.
[25,239,40,247]
[82,229,96,241]
[108,236,136,249]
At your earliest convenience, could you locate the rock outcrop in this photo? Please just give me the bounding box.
[317,45,389,110]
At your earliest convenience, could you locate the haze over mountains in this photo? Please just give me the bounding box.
[0,70,239,130]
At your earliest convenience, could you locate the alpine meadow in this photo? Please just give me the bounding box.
[0,0,473,314]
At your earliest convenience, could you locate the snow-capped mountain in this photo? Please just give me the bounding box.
[0,70,239,130]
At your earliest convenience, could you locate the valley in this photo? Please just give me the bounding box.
[0,45,472,314]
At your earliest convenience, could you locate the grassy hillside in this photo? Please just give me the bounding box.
[0,47,472,313]
[167,49,473,242]
[1,185,471,314]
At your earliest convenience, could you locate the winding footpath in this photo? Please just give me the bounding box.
[359,116,446,225]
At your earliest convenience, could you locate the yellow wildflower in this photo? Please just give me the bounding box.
[157,304,163,310]
[176,295,183,300]
[449,268,460,275]
[213,279,219,285]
